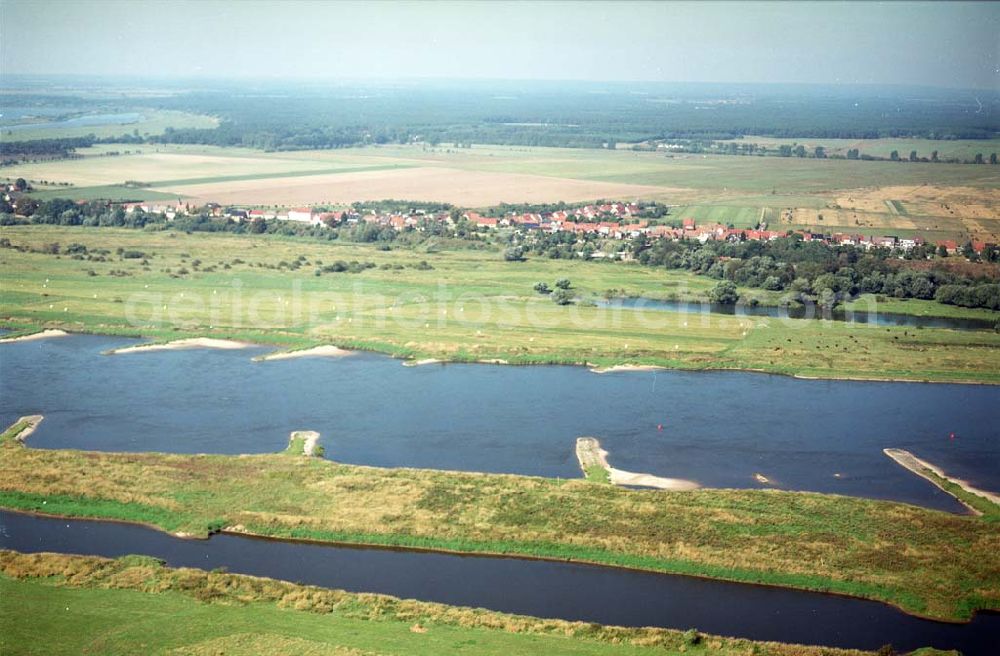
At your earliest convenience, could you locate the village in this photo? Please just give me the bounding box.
[101,195,994,259]
[1,180,992,258]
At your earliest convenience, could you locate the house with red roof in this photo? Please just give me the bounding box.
[472,216,498,229]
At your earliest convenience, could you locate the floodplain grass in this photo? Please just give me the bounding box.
[840,295,1000,321]
[0,550,884,656]
[1,226,998,383]
[0,434,998,622]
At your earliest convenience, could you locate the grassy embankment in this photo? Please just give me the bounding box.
[924,470,1000,520]
[0,418,36,445]
[0,433,997,622]
[284,434,308,456]
[2,226,999,383]
[584,465,611,484]
[883,449,1000,520]
[0,550,897,656]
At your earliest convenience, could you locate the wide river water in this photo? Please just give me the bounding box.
[1,511,997,654]
[2,333,998,511]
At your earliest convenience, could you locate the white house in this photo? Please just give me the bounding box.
[287,207,314,223]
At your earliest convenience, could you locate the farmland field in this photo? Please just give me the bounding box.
[669,205,768,227]
[5,142,1000,240]
[161,166,673,207]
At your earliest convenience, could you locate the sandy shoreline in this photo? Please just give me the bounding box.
[403,358,442,367]
[0,329,68,344]
[590,364,667,374]
[258,345,353,361]
[884,448,1000,512]
[5,326,996,385]
[108,338,254,354]
[575,437,700,490]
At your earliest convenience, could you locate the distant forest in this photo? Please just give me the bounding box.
[2,80,998,153]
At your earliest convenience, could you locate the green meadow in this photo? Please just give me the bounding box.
[2,226,998,383]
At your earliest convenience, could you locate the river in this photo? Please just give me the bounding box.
[1,511,996,654]
[2,334,998,512]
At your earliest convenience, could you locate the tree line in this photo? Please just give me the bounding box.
[633,236,1000,311]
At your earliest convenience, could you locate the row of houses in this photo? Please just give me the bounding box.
[114,200,993,256]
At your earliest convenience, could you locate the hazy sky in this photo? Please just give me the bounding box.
[2,1,998,89]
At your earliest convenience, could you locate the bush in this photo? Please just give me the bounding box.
[708,280,739,304]
[681,628,701,646]
[534,282,551,294]
[504,246,525,261]
[555,278,571,289]
[552,288,574,305]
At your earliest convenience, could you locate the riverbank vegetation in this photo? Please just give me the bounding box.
[0,550,893,656]
[2,227,999,384]
[1,435,997,622]
[624,236,1000,311]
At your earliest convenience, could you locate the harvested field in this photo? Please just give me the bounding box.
[159,166,674,207]
[788,208,916,231]
[837,185,1000,219]
[5,151,336,188]
[779,184,1000,239]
